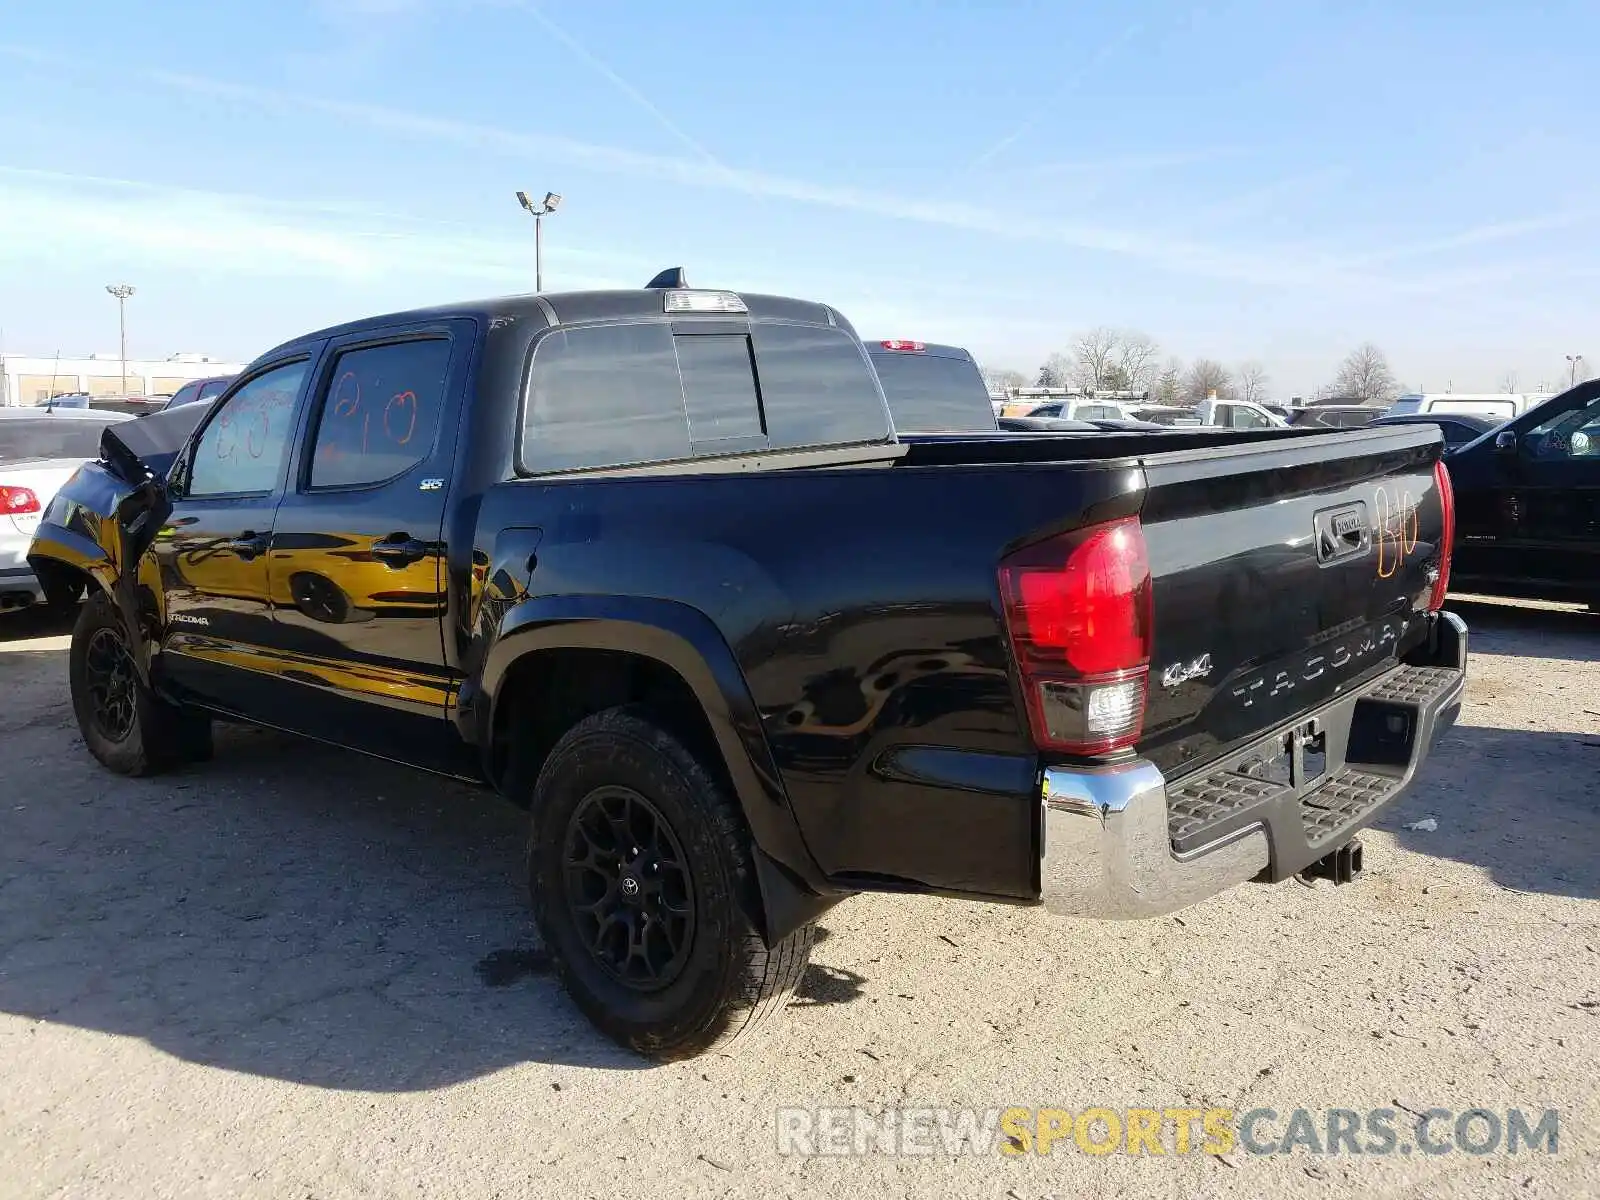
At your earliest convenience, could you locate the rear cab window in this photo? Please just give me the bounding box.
[518,319,892,474]
[0,418,121,463]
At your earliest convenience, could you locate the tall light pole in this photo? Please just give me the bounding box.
[515,191,562,291]
[1567,354,1585,388]
[106,284,136,396]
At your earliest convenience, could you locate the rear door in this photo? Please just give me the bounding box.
[257,321,473,767]
[153,358,315,710]
[1135,424,1447,775]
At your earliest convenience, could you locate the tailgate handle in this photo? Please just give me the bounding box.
[1314,503,1372,564]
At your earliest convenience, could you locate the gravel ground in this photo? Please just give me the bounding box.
[1,597,1596,1200]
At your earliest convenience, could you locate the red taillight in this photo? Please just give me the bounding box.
[0,485,41,515]
[1430,459,1454,612]
[999,517,1153,755]
[880,339,926,352]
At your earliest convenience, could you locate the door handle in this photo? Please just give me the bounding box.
[223,532,268,560]
[371,535,429,568]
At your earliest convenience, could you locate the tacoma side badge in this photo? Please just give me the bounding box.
[420,478,444,492]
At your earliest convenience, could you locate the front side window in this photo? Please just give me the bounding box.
[187,361,307,496]
[309,339,452,488]
[1527,397,1600,459]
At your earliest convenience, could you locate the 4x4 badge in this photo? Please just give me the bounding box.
[1161,653,1212,688]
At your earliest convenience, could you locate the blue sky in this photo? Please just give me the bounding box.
[1,0,1596,395]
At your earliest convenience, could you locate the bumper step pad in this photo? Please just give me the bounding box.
[1164,661,1459,860]
[1298,766,1395,849]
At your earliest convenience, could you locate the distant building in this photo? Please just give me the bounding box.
[0,352,246,406]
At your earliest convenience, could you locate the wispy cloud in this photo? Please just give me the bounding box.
[492,0,723,165]
[2,42,1586,297]
[965,20,1148,172]
[105,59,1362,289]
[1162,167,1350,234]
[1349,210,1599,266]
[0,166,638,286]
[1020,147,1252,181]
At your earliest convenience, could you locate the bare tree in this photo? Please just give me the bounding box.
[1036,354,1071,387]
[981,366,1028,394]
[1114,331,1161,393]
[1070,327,1120,390]
[1237,361,1270,403]
[1153,356,1184,404]
[1497,369,1519,393]
[1184,358,1235,402]
[1329,343,1399,404]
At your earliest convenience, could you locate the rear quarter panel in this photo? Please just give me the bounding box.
[470,459,1141,899]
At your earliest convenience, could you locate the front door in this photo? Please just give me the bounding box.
[152,358,315,711]
[1503,393,1600,594]
[260,326,469,768]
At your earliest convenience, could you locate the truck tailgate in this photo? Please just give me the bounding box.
[1136,424,1449,777]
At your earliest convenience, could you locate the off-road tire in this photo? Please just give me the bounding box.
[69,590,211,776]
[528,705,814,1060]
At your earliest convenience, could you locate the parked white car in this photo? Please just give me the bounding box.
[0,408,133,612]
[1387,392,1550,421]
[1131,399,1285,429]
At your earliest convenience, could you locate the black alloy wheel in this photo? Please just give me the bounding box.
[563,785,696,991]
[82,625,137,743]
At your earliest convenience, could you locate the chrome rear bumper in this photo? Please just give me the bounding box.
[1039,611,1468,919]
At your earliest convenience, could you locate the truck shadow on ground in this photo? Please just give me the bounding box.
[1447,595,1596,663]
[1381,723,1600,901]
[0,606,77,643]
[0,706,862,1090]
[1380,598,1598,900]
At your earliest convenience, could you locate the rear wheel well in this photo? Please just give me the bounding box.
[492,648,738,812]
[30,558,93,609]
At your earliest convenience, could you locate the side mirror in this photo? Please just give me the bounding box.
[1493,430,1518,455]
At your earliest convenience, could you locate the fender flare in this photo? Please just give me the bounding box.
[27,524,116,600]
[477,593,845,942]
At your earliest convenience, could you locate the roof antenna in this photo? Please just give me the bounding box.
[645,268,688,289]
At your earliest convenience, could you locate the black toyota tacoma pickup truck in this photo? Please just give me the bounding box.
[28,276,1467,1059]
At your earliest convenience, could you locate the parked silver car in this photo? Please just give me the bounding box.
[0,407,134,612]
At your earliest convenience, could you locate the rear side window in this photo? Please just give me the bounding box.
[308,338,452,488]
[198,379,230,403]
[521,320,890,474]
[868,350,996,432]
